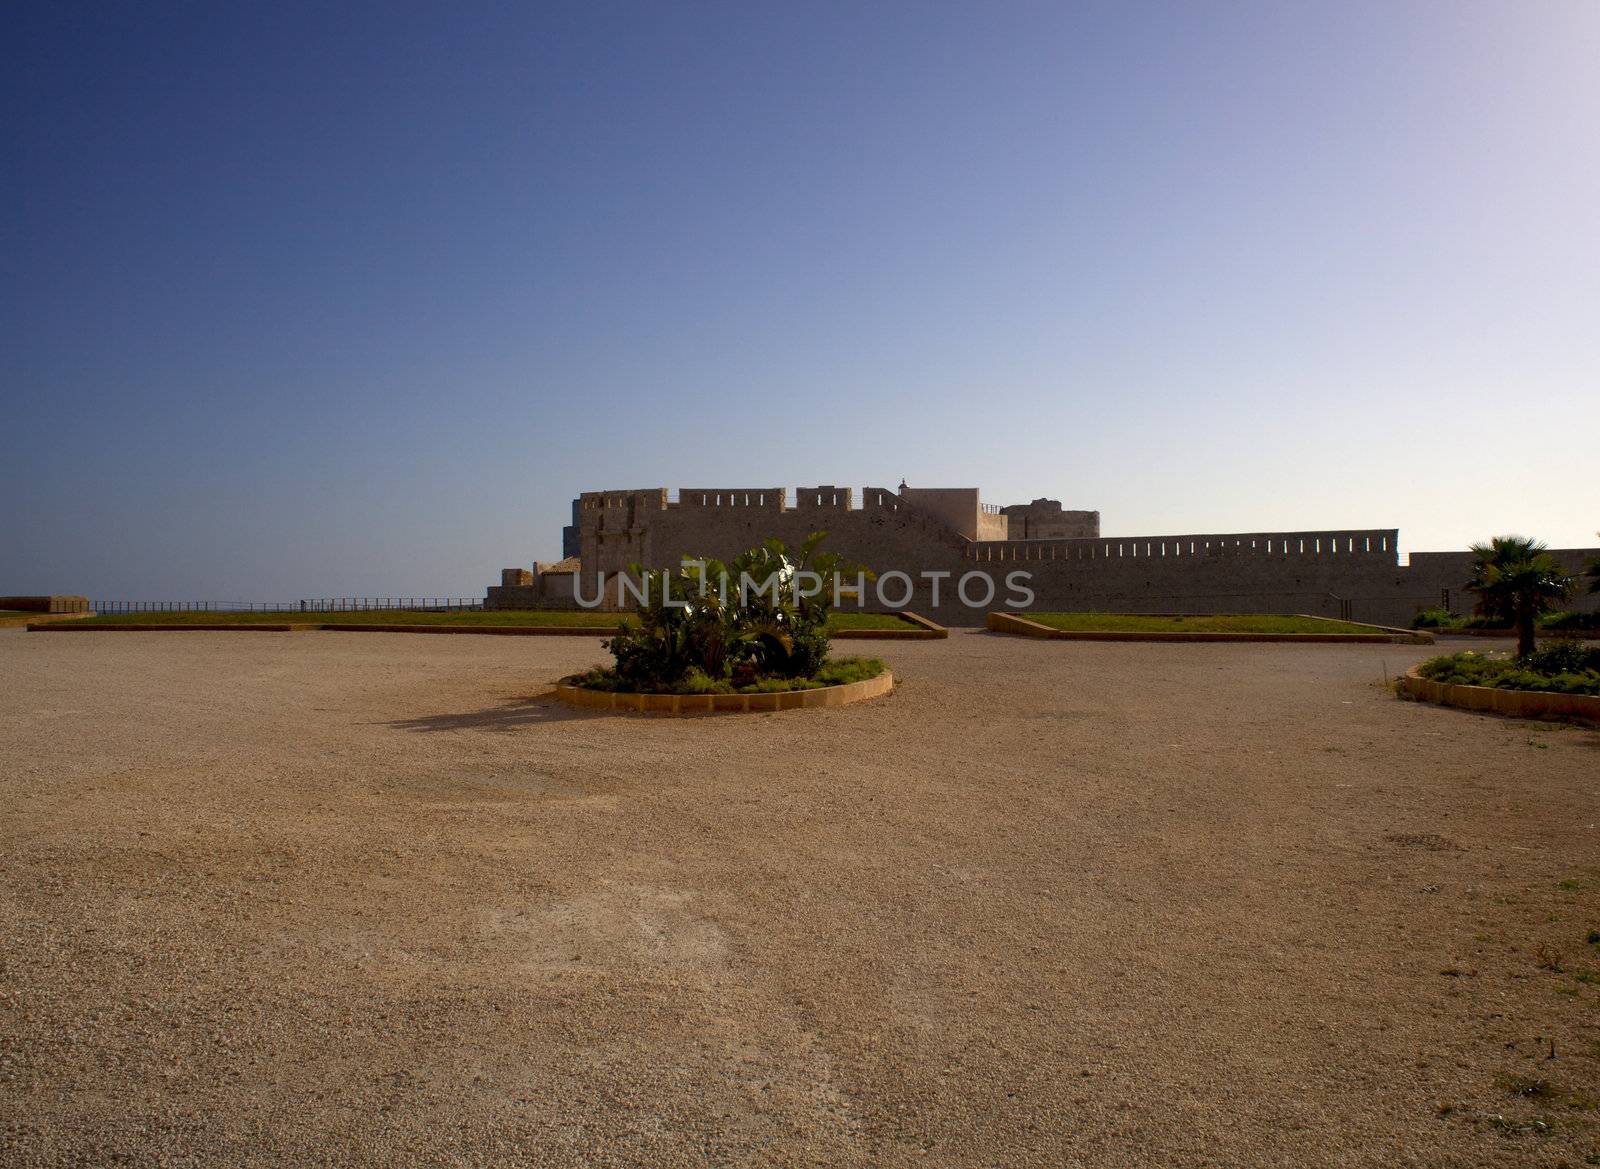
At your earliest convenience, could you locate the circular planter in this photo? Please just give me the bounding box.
[1399,664,1600,724]
[553,669,894,716]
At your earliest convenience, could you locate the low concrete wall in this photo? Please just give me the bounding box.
[319,624,614,637]
[31,622,614,636]
[986,611,1431,644]
[32,620,922,640]
[831,612,948,640]
[553,669,894,716]
[30,623,298,632]
[1399,665,1600,724]
[900,611,949,637]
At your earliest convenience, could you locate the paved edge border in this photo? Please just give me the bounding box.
[553,669,895,716]
[1399,664,1600,724]
[984,611,1433,644]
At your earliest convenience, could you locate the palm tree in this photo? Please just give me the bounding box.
[1465,536,1574,659]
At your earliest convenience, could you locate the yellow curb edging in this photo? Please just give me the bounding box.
[553,669,894,716]
[985,611,1431,644]
[1398,665,1600,724]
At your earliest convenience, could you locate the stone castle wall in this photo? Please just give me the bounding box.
[1000,499,1100,540]
[579,487,971,579]
[495,486,1600,627]
[1403,549,1599,620]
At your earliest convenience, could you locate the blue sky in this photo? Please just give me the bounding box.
[4,2,1596,600]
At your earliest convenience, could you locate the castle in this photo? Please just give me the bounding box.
[488,485,1600,627]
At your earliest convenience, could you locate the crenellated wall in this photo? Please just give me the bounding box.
[964,529,1398,562]
[529,486,1600,626]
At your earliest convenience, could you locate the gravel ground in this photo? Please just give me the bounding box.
[1,627,1597,1168]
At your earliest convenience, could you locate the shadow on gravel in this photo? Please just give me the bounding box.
[384,692,596,732]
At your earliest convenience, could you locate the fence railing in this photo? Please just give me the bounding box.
[89,598,485,614]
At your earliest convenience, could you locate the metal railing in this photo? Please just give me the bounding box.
[89,598,484,614]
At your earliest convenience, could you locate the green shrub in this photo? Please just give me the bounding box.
[1542,610,1600,631]
[582,533,882,694]
[1524,642,1600,675]
[814,656,887,687]
[1410,607,1462,629]
[569,657,884,696]
[573,666,623,691]
[1493,669,1600,695]
[743,676,822,693]
[1417,651,1505,686]
[677,667,733,694]
[1416,650,1600,696]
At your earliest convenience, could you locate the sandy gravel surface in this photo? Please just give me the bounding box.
[1,627,1597,1168]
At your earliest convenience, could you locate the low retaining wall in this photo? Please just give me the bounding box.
[553,669,894,715]
[986,612,1432,644]
[318,624,616,637]
[31,615,947,640]
[28,623,298,632]
[831,612,948,640]
[1399,665,1600,724]
[27,622,615,636]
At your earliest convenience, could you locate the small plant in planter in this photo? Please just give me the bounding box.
[1414,643,1600,696]
[573,533,885,695]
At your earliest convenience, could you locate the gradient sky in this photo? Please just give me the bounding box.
[4,2,1597,601]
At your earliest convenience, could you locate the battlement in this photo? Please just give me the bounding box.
[965,528,1399,562]
[794,485,855,510]
[674,488,785,510]
[579,489,670,512]
[577,485,1037,541]
[581,486,966,514]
